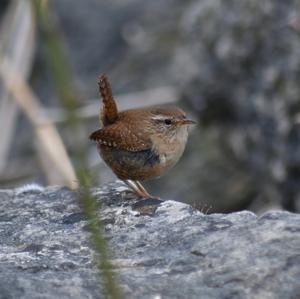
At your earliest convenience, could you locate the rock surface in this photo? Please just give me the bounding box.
[0,181,300,299]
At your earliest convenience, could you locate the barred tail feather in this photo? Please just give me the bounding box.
[98,74,118,125]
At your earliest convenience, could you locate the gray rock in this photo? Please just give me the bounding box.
[172,0,300,212]
[0,181,299,299]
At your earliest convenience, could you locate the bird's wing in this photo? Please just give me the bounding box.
[89,122,152,152]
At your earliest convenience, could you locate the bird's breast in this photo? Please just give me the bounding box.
[152,126,189,169]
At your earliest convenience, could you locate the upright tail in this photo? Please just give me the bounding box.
[98,74,118,125]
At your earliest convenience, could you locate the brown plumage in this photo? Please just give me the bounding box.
[89,109,152,152]
[89,74,195,198]
[98,74,118,125]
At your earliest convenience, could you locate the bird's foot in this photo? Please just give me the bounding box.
[123,180,157,199]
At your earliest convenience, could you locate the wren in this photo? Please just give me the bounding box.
[89,74,195,198]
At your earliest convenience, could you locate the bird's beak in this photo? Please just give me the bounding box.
[176,119,197,126]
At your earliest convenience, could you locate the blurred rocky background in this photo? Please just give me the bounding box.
[1,0,300,214]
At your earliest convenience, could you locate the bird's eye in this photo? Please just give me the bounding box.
[164,119,172,125]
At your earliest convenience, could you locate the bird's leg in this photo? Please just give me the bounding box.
[124,180,148,198]
[135,181,152,198]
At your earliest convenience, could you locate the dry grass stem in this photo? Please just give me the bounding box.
[0,0,36,173]
[0,58,78,188]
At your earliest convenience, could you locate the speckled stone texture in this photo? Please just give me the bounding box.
[0,181,300,299]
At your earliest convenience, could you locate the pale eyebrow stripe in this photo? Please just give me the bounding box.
[151,115,169,120]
